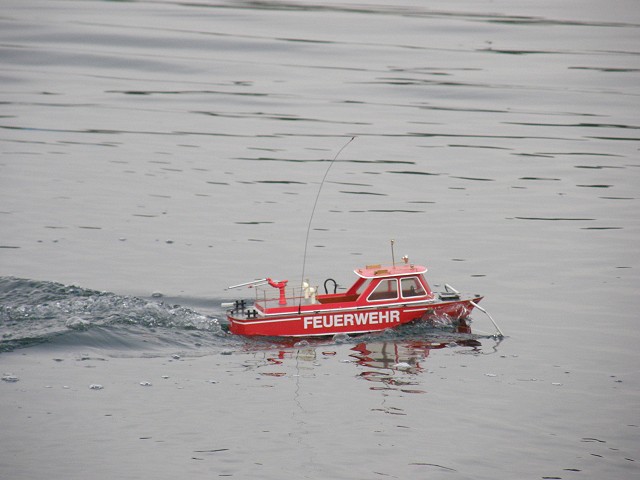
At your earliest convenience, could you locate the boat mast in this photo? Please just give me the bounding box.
[390,239,396,267]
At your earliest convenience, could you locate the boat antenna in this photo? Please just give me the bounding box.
[299,136,356,311]
[390,239,396,267]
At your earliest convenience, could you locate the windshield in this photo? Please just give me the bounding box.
[367,279,399,301]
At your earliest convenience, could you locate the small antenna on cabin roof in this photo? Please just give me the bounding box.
[390,239,396,267]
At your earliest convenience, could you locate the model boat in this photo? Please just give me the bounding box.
[224,255,484,337]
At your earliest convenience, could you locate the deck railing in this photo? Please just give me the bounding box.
[253,285,310,309]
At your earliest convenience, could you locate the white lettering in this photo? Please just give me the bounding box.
[303,310,401,329]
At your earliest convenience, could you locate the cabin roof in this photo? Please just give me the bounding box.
[354,264,427,279]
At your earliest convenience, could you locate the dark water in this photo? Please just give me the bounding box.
[1,0,639,478]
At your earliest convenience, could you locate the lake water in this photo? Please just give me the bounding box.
[1,1,639,479]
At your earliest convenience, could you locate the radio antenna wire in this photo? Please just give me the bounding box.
[298,136,356,311]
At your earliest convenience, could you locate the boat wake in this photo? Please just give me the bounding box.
[0,277,225,354]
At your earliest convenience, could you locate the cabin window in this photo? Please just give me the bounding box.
[401,277,426,298]
[354,279,371,296]
[367,279,398,301]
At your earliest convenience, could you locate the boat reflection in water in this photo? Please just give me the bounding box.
[349,322,488,393]
[242,319,500,395]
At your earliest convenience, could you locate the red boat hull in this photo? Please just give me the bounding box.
[227,296,482,337]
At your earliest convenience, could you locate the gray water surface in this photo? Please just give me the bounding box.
[1,1,639,479]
